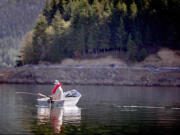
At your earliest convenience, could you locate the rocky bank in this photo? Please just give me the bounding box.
[1,48,180,86]
[0,65,180,86]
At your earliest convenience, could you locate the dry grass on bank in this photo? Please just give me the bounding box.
[136,48,180,67]
[59,48,180,67]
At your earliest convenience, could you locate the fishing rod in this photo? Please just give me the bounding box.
[16,92,54,109]
[16,92,48,98]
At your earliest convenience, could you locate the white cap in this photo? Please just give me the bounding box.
[54,80,60,85]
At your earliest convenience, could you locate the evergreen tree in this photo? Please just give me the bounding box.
[115,17,127,51]
[19,31,34,64]
[51,10,67,36]
[127,34,137,61]
[144,25,152,47]
[134,30,142,48]
[102,0,112,17]
[87,29,95,53]
[98,23,111,51]
[43,0,57,24]
[51,10,69,61]
[44,26,55,61]
[32,14,48,63]
[137,48,147,61]
[73,25,86,55]
[130,1,138,18]
[117,0,127,15]
[56,0,68,14]
[17,0,180,64]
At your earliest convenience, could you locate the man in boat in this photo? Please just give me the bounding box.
[49,80,64,101]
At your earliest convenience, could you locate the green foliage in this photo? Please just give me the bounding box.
[127,34,137,61]
[19,0,180,64]
[137,48,148,61]
[117,1,127,15]
[32,14,48,63]
[130,1,138,18]
[19,31,34,64]
[52,10,66,35]
[115,17,126,50]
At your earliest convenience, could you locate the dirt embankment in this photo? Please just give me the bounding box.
[59,48,180,67]
[136,48,180,67]
[0,65,180,86]
[0,48,180,86]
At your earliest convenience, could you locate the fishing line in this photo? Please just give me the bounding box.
[16,92,48,98]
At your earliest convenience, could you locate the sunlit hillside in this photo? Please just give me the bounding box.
[0,0,45,66]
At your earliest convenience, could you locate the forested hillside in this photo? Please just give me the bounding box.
[0,0,45,66]
[20,0,180,64]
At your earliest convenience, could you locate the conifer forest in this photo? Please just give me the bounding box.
[1,0,180,65]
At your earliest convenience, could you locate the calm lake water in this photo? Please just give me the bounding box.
[0,84,180,135]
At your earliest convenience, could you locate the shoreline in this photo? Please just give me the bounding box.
[0,81,180,87]
[0,65,180,87]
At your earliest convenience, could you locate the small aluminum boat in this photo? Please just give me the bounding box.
[37,90,81,107]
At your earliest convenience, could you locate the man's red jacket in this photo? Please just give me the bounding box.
[51,83,63,94]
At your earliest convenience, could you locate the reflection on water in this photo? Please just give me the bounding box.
[37,106,81,134]
[0,84,180,135]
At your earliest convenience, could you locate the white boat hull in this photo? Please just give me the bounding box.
[37,90,81,107]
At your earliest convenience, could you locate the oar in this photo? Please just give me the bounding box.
[37,93,48,98]
[16,92,48,98]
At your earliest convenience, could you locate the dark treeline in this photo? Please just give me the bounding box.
[20,0,180,64]
[0,0,45,66]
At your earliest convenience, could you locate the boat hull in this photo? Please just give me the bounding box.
[37,97,81,107]
[37,90,81,107]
